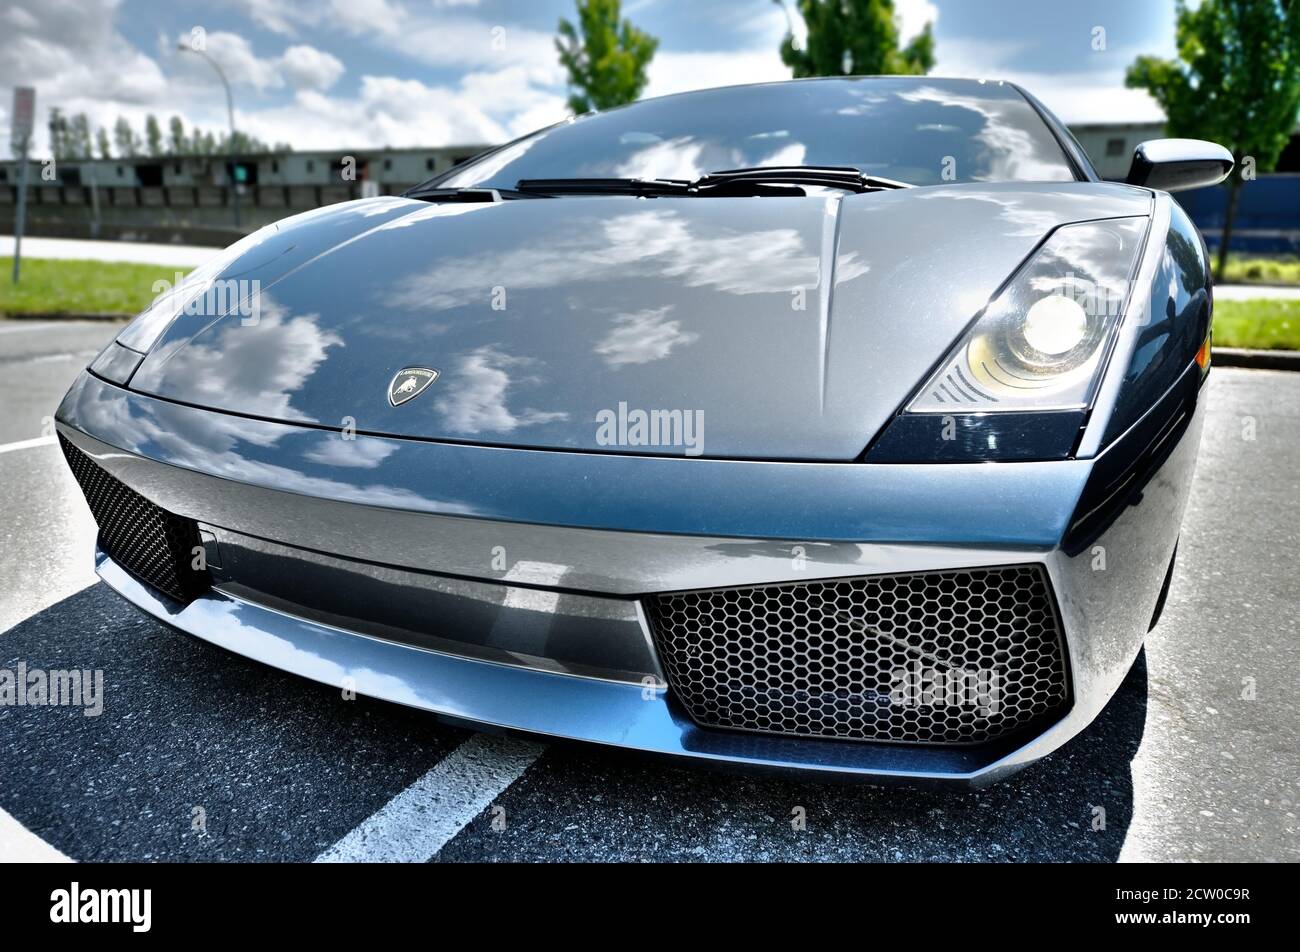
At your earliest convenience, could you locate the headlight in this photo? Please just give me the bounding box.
[906,217,1149,413]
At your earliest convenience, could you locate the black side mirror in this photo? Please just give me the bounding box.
[1125,139,1234,192]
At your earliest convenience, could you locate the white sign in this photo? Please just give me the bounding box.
[11,86,35,143]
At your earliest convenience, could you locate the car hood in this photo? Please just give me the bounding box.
[130,184,1151,460]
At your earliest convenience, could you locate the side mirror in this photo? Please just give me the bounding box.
[1125,138,1234,192]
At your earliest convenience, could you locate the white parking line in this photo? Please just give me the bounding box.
[0,435,57,455]
[0,805,74,863]
[314,734,544,862]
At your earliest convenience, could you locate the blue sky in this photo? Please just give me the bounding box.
[2,0,1179,157]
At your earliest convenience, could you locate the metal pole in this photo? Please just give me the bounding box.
[12,135,29,283]
[179,45,240,230]
[88,159,101,239]
[220,63,241,230]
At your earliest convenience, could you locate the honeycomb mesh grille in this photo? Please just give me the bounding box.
[646,565,1069,745]
[60,434,210,602]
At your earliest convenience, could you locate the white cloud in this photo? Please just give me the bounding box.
[280,44,346,91]
[0,0,1165,162]
[933,38,1163,125]
[894,0,939,43]
[177,30,285,92]
[237,75,510,150]
[645,49,790,100]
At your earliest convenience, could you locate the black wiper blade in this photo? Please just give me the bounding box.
[515,177,691,196]
[403,186,545,203]
[693,166,914,193]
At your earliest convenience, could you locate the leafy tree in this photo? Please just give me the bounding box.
[168,115,187,155]
[95,126,112,159]
[1127,0,1300,276]
[112,116,140,157]
[69,113,93,159]
[144,114,164,157]
[47,107,69,159]
[556,0,658,114]
[777,0,934,77]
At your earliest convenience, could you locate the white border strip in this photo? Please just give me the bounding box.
[315,734,543,863]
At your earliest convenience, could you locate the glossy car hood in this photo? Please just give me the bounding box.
[130,185,1151,460]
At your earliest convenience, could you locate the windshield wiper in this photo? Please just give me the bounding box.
[515,177,692,196]
[403,186,546,203]
[693,166,914,193]
[515,167,914,199]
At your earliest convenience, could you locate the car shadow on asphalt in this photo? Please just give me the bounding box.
[439,652,1150,862]
[0,582,1149,862]
[0,583,469,862]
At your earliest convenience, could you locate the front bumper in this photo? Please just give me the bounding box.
[57,369,1205,785]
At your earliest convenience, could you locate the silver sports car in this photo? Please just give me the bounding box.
[57,78,1230,785]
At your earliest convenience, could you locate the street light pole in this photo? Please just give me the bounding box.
[178,43,241,230]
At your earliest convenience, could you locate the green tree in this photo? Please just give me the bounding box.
[144,114,164,157]
[777,0,934,77]
[556,0,658,114]
[1126,0,1300,277]
[69,113,93,159]
[47,107,69,159]
[168,115,187,155]
[95,126,112,159]
[112,116,140,157]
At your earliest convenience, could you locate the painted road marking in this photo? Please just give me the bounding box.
[315,734,544,862]
[0,435,56,455]
[0,805,74,863]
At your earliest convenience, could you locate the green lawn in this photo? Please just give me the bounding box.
[0,257,186,318]
[1220,255,1300,287]
[1213,298,1300,351]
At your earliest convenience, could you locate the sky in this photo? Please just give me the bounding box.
[0,0,1180,158]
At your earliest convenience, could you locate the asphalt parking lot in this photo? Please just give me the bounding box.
[1,319,1297,862]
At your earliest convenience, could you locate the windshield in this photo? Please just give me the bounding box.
[432,78,1078,191]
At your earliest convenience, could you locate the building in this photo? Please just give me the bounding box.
[0,145,490,243]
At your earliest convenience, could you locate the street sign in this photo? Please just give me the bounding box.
[11,86,35,143]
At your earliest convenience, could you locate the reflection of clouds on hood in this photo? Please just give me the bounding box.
[76,390,471,513]
[384,206,826,311]
[145,297,342,423]
[302,435,400,469]
[434,346,569,434]
[897,86,1074,183]
[904,187,1071,239]
[595,306,699,367]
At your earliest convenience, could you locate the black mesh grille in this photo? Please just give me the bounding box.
[646,565,1069,745]
[60,434,210,602]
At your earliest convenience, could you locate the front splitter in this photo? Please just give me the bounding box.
[95,550,1057,787]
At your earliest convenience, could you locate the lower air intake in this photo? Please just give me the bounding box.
[646,565,1069,745]
[59,434,210,602]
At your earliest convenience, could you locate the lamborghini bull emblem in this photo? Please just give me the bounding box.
[387,367,440,407]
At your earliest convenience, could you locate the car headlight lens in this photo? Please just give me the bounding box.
[907,216,1149,413]
[1020,295,1088,356]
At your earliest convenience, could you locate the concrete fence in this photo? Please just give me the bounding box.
[0,180,421,245]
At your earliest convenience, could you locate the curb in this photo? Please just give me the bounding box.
[1213,348,1300,371]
